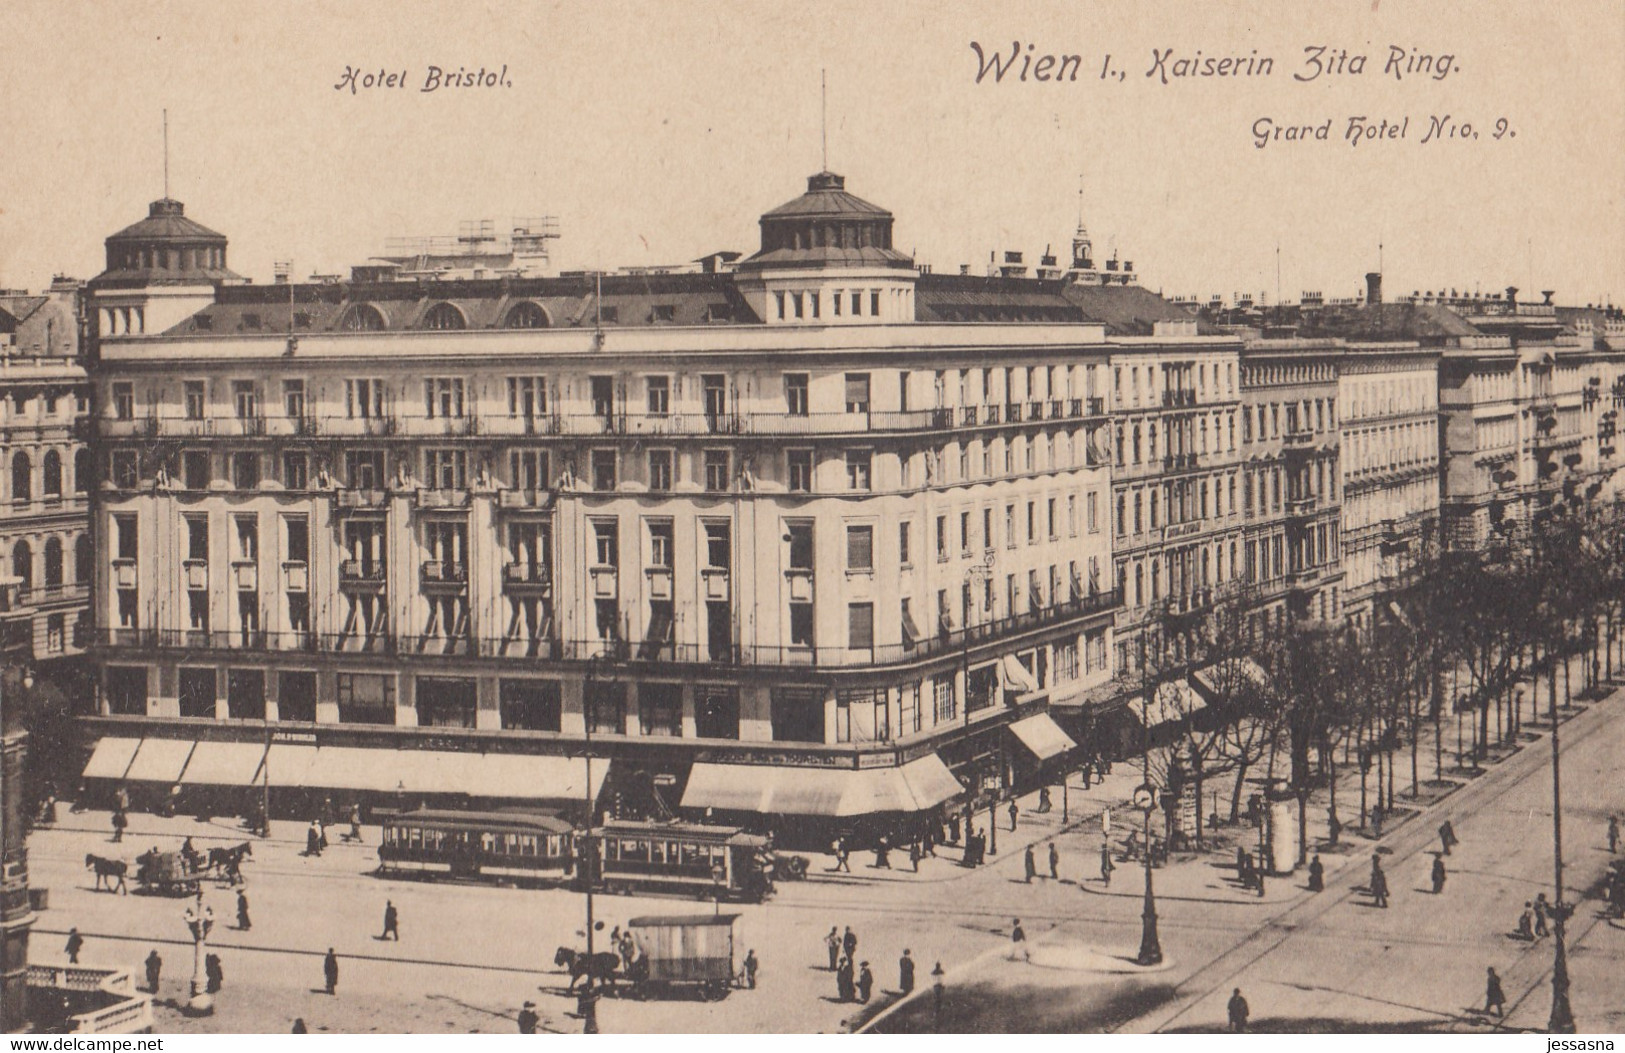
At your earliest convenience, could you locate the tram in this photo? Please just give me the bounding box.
[377,810,576,883]
[591,819,775,902]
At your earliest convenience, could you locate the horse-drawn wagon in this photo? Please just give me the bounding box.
[135,849,206,896]
[623,914,740,1001]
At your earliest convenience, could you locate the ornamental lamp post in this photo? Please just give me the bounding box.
[182,896,215,1015]
[1134,782,1163,966]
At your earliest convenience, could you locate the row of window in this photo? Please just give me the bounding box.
[2,447,89,501]
[1115,412,1238,467]
[1242,397,1337,441]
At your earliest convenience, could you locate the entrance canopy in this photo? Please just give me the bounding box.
[179,741,268,786]
[681,754,964,818]
[1007,713,1076,762]
[1127,680,1206,728]
[123,738,195,783]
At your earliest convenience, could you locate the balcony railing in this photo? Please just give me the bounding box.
[338,560,387,584]
[502,562,551,587]
[420,560,468,586]
[1164,388,1198,408]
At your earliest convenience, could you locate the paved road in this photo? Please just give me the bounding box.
[872,694,1625,1034]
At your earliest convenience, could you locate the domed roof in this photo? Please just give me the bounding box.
[760,171,893,220]
[107,199,228,244]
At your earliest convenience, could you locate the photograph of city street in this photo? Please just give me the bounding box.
[3,0,1623,1036]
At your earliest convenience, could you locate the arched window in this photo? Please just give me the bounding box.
[12,541,31,589]
[422,303,466,330]
[42,450,61,497]
[74,449,90,492]
[44,538,62,587]
[504,302,550,329]
[340,304,386,332]
[75,535,92,584]
[11,452,31,502]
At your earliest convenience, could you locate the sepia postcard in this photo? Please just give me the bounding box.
[2,0,1623,1038]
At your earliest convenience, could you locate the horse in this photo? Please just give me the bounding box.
[554,946,620,991]
[85,853,128,895]
[208,842,254,884]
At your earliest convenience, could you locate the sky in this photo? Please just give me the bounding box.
[3,0,1622,305]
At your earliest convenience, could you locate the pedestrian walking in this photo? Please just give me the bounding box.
[1533,893,1550,938]
[1431,855,1447,895]
[517,1001,539,1034]
[1307,854,1324,893]
[948,813,961,845]
[1370,861,1389,908]
[111,808,127,843]
[1008,800,1019,832]
[1024,845,1036,883]
[306,821,322,857]
[909,840,921,873]
[834,836,851,873]
[1609,814,1619,854]
[1009,918,1029,962]
[1255,867,1266,898]
[1484,967,1506,1017]
[1228,988,1250,1032]
[842,925,857,960]
[899,949,915,994]
[825,927,840,971]
[836,955,854,1002]
[64,928,83,964]
[292,1019,308,1034]
[741,949,758,989]
[237,890,251,931]
[323,948,339,994]
[857,961,874,1003]
[316,817,328,852]
[1037,787,1052,813]
[115,785,130,813]
[618,932,634,970]
[1516,902,1535,940]
[205,953,223,994]
[1048,842,1059,880]
[874,838,891,869]
[382,900,399,940]
[1100,843,1114,887]
[347,803,364,844]
[144,949,162,993]
[1439,819,1458,856]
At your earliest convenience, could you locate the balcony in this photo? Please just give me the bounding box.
[501,562,551,590]
[498,487,553,510]
[338,560,387,590]
[1283,428,1315,447]
[112,559,137,589]
[1285,496,1317,517]
[1163,452,1197,471]
[335,488,389,512]
[1164,388,1198,409]
[231,561,257,591]
[646,567,673,600]
[414,487,471,509]
[183,560,208,590]
[420,560,468,589]
[283,561,308,592]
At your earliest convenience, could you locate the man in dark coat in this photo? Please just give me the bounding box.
[1484,967,1506,1017]
[205,953,223,994]
[1100,844,1114,887]
[1307,854,1325,892]
[382,900,399,940]
[842,926,857,960]
[323,948,339,994]
[856,961,874,1003]
[1007,800,1019,831]
[111,809,127,843]
[65,928,84,964]
[517,1001,539,1034]
[1533,893,1550,938]
[741,949,758,989]
[1431,855,1447,894]
[1048,843,1059,880]
[836,955,854,1002]
[1009,918,1029,962]
[1024,845,1036,883]
[144,949,162,993]
[237,890,252,931]
[1370,861,1389,908]
[899,949,915,994]
[825,927,840,971]
[1228,988,1250,1032]
[1439,819,1458,856]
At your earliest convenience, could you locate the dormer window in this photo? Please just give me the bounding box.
[422,303,466,330]
[651,304,676,323]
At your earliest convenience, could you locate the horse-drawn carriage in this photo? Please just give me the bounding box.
[622,914,741,1001]
[135,849,207,896]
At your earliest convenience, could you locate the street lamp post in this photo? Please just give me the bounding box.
[1546,623,1576,1033]
[1134,782,1162,966]
[182,897,214,1015]
[580,655,603,1034]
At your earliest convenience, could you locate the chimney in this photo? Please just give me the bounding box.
[1542,290,1555,305]
[1365,272,1382,305]
[959,264,971,276]
[1506,286,1518,308]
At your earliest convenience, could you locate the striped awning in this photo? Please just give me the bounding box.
[179,741,267,786]
[1008,714,1077,761]
[124,738,196,783]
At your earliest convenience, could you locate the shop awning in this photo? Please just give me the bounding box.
[1002,655,1041,695]
[433,752,606,802]
[1008,714,1077,761]
[1189,658,1270,701]
[259,745,606,802]
[82,736,142,781]
[681,754,965,818]
[1128,680,1206,728]
[179,741,268,786]
[124,738,196,783]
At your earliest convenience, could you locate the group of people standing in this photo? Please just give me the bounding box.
[826,925,874,1004]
